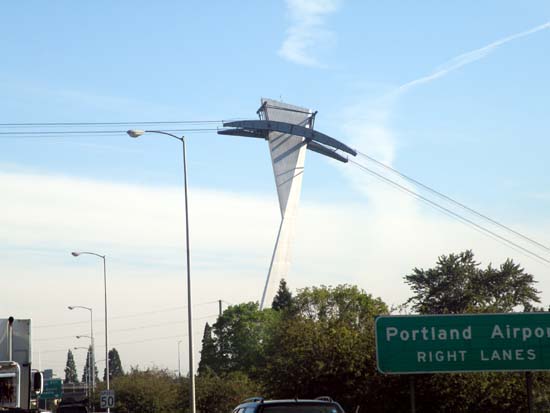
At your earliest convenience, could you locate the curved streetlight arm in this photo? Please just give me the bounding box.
[144,130,184,142]
[68,305,92,311]
[126,129,184,142]
[72,251,105,259]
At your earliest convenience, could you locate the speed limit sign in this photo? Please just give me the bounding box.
[100,389,115,409]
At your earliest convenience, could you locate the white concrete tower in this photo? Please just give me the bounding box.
[259,98,313,309]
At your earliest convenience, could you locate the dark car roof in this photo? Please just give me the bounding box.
[235,399,344,410]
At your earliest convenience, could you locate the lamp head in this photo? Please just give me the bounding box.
[68,306,74,310]
[71,252,80,257]
[127,129,145,138]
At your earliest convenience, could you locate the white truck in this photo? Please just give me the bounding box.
[0,317,43,412]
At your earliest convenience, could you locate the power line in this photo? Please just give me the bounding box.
[0,128,219,136]
[35,313,219,342]
[357,151,550,253]
[348,159,550,267]
[37,330,206,355]
[0,130,218,140]
[35,300,220,329]
[0,120,225,127]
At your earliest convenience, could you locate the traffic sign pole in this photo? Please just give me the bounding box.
[409,376,416,413]
[526,371,533,413]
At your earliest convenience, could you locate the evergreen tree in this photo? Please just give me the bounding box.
[198,323,218,374]
[81,345,99,384]
[271,278,292,311]
[64,349,79,384]
[104,348,124,381]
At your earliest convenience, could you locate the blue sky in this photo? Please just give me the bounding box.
[1,1,549,376]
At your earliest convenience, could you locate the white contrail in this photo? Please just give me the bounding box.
[398,20,550,92]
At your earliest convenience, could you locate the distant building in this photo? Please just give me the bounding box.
[43,369,54,380]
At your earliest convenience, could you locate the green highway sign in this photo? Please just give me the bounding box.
[39,378,63,400]
[375,313,550,374]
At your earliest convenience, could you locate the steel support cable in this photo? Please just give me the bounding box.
[349,160,546,267]
[348,159,550,267]
[357,150,550,253]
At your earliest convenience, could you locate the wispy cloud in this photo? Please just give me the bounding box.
[334,21,550,267]
[278,0,341,67]
[398,21,550,93]
[339,20,550,180]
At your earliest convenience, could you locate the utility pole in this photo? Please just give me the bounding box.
[218,300,222,316]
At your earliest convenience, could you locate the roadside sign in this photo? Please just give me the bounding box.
[376,313,550,374]
[100,389,115,409]
[39,378,63,400]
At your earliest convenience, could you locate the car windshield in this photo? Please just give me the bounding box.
[262,405,341,413]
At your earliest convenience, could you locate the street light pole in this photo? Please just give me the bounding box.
[177,340,182,378]
[126,129,196,413]
[73,347,90,400]
[71,252,110,413]
[68,306,95,406]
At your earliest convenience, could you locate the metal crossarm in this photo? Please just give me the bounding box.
[221,119,357,157]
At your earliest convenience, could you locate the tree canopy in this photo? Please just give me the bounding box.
[211,301,278,376]
[261,285,388,409]
[64,349,79,384]
[104,348,124,381]
[109,368,179,413]
[272,278,293,311]
[82,345,99,384]
[404,250,540,314]
[198,323,217,375]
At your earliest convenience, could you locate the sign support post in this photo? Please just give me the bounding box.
[526,371,533,413]
[409,376,416,413]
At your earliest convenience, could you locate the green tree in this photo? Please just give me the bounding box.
[64,349,79,384]
[82,345,99,384]
[404,250,540,314]
[212,302,278,376]
[198,323,218,375]
[195,371,261,413]
[272,278,293,311]
[110,367,179,413]
[261,285,389,411]
[104,348,124,381]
